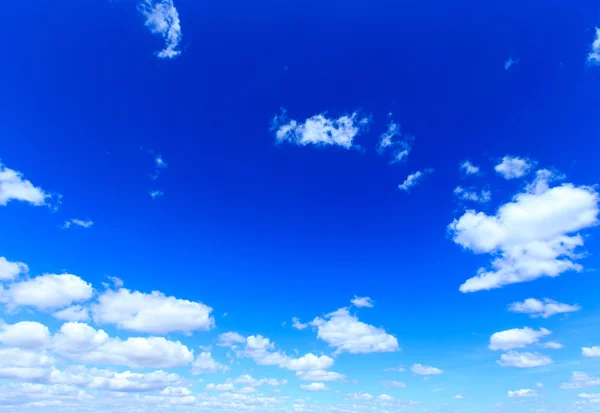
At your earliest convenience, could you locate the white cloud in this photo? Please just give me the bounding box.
[561,372,600,389]
[454,394,464,399]
[292,317,309,330]
[504,58,519,70]
[86,368,181,392]
[508,298,581,318]
[399,169,433,192]
[0,348,54,381]
[217,331,246,347]
[384,365,406,372]
[376,121,413,163]
[460,161,480,175]
[0,257,28,281]
[454,186,491,203]
[296,370,345,382]
[191,352,229,375]
[377,394,395,402]
[62,219,93,229]
[272,109,369,149]
[149,190,164,199]
[234,374,286,387]
[381,380,407,389]
[508,389,538,398]
[52,322,194,368]
[497,351,552,368]
[489,327,551,351]
[579,393,600,399]
[52,305,90,322]
[582,347,600,358]
[1,273,93,311]
[160,386,191,396]
[91,288,214,334]
[350,296,374,308]
[411,364,443,375]
[300,382,329,392]
[139,0,182,59]
[0,321,50,350]
[347,392,374,400]
[449,170,599,292]
[588,27,600,65]
[309,307,399,355]
[206,382,236,391]
[494,156,534,179]
[0,161,50,206]
[540,341,563,349]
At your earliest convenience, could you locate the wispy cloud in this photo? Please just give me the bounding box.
[588,27,600,65]
[505,57,519,70]
[139,0,182,59]
[453,186,491,203]
[460,160,480,176]
[376,118,414,163]
[62,219,94,229]
[399,169,433,192]
[149,190,164,199]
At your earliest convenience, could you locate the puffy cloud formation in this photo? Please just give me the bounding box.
[449,170,599,292]
[191,352,229,375]
[300,382,329,392]
[0,321,51,350]
[0,348,55,381]
[582,346,600,358]
[91,288,214,334]
[350,296,374,308]
[588,27,600,65]
[217,331,246,347]
[52,305,91,322]
[497,351,552,368]
[489,327,551,351]
[460,160,480,175]
[0,161,49,206]
[411,364,443,375]
[139,0,182,59]
[0,256,28,281]
[508,298,581,318]
[494,156,534,179]
[272,109,369,149]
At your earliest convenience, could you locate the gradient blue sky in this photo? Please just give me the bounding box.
[1,0,600,412]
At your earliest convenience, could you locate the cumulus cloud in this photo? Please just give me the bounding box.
[191,352,229,375]
[561,372,600,389]
[217,331,246,347]
[272,109,369,149]
[139,0,182,59]
[62,219,93,229]
[494,156,534,179]
[411,364,443,375]
[350,296,374,308]
[57,367,182,392]
[0,321,50,350]
[234,374,286,387]
[300,382,329,392]
[0,161,50,206]
[449,170,599,292]
[508,389,538,398]
[376,120,413,163]
[588,27,600,65]
[497,351,552,368]
[0,256,28,281]
[399,169,433,192]
[1,273,93,311]
[453,186,491,203]
[91,288,214,334]
[461,161,480,175]
[489,327,551,351]
[52,322,194,368]
[0,348,54,381]
[508,298,581,318]
[309,307,399,355]
[582,347,600,358]
[52,305,90,322]
[206,382,235,391]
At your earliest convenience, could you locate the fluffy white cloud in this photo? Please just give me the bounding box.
[88,369,180,392]
[508,298,581,318]
[449,170,599,292]
[489,327,551,351]
[217,331,246,347]
[296,370,345,382]
[0,321,50,350]
[272,109,369,149]
[191,352,229,375]
[234,374,286,387]
[582,347,600,358]
[139,0,182,59]
[350,296,374,308]
[91,288,214,334]
[309,307,399,355]
[460,161,480,175]
[377,121,413,163]
[62,219,93,229]
[497,351,552,368]
[376,394,395,402]
[52,305,90,322]
[347,392,374,400]
[291,317,309,330]
[160,386,191,396]
[0,348,54,381]
[508,389,538,398]
[0,382,87,408]
[300,382,329,392]
[588,27,600,65]
[540,341,563,349]
[1,273,93,311]
[561,372,600,389]
[206,382,235,391]
[453,186,491,203]
[494,156,534,179]
[399,169,433,192]
[411,364,443,375]
[52,322,194,368]
[381,380,407,389]
[0,161,49,206]
[0,257,28,281]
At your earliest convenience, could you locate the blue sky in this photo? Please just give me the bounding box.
[1,0,600,412]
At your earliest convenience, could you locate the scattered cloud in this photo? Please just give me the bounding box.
[0,161,51,207]
[376,120,414,163]
[52,305,90,322]
[296,370,345,382]
[234,374,286,387]
[489,327,551,351]
[351,296,374,308]
[0,256,28,281]
[588,27,600,65]
[504,58,519,70]
[399,169,433,192]
[191,352,229,375]
[271,109,369,149]
[384,365,406,372]
[291,317,309,330]
[453,186,491,203]
[381,380,407,389]
[217,332,246,347]
[91,288,215,334]
[300,382,329,392]
[411,364,443,375]
[540,341,564,349]
[347,392,374,400]
[508,389,538,398]
[494,155,534,179]
[205,382,236,391]
[561,372,600,389]
[149,190,164,199]
[449,169,599,292]
[497,351,553,368]
[508,298,581,318]
[582,347,600,358]
[139,0,182,59]
[62,219,94,229]
[454,394,464,400]
[460,161,480,175]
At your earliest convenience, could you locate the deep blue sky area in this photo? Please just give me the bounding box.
[1,1,600,412]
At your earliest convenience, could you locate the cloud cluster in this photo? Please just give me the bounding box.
[376,120,413,163]
[508,298,581,318]
[139,0,182,59]
[494,156,534,179]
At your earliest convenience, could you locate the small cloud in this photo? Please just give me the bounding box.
[62,219,94,229]
[149,190,164,199]
[399,169,433,192]
[0,160,53,207]
[377,119,414,163]
[351,296,374,308]
[453,186,491,203]
[582,346,600,358]
[505,57,519,70]
[139,0,182,59]
[536,383,544,388]
[508,389,538,398]
[494,155,535,179]
[460,160,480,176]
[454,394,464,400]
[155,155,168,169]
[291,317,309,330]
[588,27,600,65]
[384,365,406,372]
[381,380,407,389]
[508,298,581,319]
[411,364,443,375]
[300,382,330,392]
